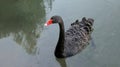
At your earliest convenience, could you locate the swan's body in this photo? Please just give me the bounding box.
[45,16,94,58]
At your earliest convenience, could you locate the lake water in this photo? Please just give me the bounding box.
[0,0,120,67]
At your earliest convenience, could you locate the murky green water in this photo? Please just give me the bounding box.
[0,0,120,67]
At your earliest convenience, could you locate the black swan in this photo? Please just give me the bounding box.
[44,15,94,58]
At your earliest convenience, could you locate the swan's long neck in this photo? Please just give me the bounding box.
[58,22,65,45]
[55,20,65,58]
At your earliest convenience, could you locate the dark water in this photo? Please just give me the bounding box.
[0,0,120,67]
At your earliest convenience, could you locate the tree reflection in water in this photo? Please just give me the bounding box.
[0,0,53,54]
[0,0,68,66]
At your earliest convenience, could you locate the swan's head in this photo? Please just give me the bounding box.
[44,15,63,26]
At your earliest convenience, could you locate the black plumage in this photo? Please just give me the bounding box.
[63,17,94,57]
[45,15,94,58]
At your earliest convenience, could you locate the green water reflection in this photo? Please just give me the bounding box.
[0,0,46,54]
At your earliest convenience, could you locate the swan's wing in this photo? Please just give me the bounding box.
[63,17,94,57]
[64,25,90,56]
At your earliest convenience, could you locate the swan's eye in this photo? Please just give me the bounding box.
[52,19,56,23]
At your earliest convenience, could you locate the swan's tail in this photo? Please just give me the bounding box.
[71,17,94,34]
[81,17,94,34]
[81,17,94,26]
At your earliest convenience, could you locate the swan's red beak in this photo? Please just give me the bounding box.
[44,19,53,26]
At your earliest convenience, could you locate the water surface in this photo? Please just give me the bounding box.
[0,0,120,67]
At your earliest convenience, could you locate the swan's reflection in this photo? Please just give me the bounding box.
[56,58,67,67]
